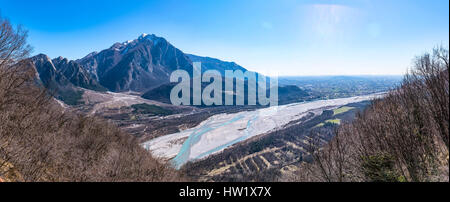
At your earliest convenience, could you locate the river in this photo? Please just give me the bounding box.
[142,93,384,169]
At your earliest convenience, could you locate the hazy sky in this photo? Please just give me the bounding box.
[1,0,448,76]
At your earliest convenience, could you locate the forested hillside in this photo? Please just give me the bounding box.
[296,47,449,182]
[0,16,182,182]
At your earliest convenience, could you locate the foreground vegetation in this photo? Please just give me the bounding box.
[182,101,370,182]
[297,47,449,182]
[0,16,182,182]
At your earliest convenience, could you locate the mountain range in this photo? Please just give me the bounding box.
[29,33,308,105]
[29,54,105,105]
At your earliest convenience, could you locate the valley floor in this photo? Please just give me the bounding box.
[67,89,383,181]
[144,94,382,166]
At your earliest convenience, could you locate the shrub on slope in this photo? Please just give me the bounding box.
[297,47,449,182]
[0,15,182,182]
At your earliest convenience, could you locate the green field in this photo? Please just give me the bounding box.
[315,119,341,127]
[333,106,355,115]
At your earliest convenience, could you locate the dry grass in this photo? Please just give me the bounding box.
[0,15,185,182]
[297,46,449,182]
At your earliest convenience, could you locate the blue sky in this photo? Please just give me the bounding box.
[0,0,448,76]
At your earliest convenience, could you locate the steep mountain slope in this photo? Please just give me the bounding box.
[52,56,106,91]
[31,54,72,90]
[30,54,104,105]
[30,34,269,105]
[76,34,256,93]
[1,60,183,182]
[76,34,193,92]
[31,54,105,91]
[186,54,248,74]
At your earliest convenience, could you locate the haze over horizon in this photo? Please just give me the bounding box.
[1,0,448,76]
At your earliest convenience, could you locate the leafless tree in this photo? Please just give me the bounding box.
[0,15,184,182]
[297,46,449,182]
